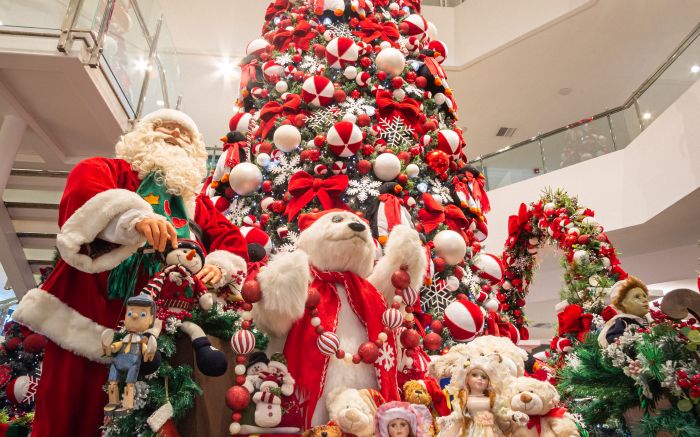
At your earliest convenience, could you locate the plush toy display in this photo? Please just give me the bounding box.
[402,379,450,436]
[253,209,425,427]
[597,276,650,348]
[500,377,580,437]
[326,386,386,437]
[302,423,344,437]
[375,401,434,437]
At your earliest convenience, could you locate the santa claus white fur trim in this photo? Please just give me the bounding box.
[140,109,200,137]
[56,188,153,273]
[12,288,110,363]
[205,250,248,289]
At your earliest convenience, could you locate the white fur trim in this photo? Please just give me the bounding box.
[147,401,174,432]
[205,251,247,289]
[253,250,309,337]
[56,189,152,273]
[140,109,200,137]
[12,288,110,363]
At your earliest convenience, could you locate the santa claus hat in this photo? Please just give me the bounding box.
[375,402,417,437]
[419,377,450,416]
[298,208,367,232]
[140,109,200,137]
[267,360,288,374]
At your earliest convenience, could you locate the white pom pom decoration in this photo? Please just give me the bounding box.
[273,124,301,152]
[433,230,467,265]
[373,153,402,181]
[229,163,262,196]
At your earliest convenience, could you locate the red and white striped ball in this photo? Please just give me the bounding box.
[284,65,298,77]
[401,286,419,306]
[326,37,359,69]
[314,164,328,175]
[356,41,371,56]
[327,121,363,157]
[245,38,270,57]
[382,308,404,329]
[437,129,461,159]
[251,87,265,99]
[428,40,448,64]
[211,196,231,212]
[231,330,256,355]
[403,14,428,39]
[470,253,504,285]
[229,113,252,134]
[331,161,348,175]
[261,197,274,211]
[405,36,421,52]
[553,336,571,353]
[355,71,371,87]
[317,332,341,356]
[302,75,335,107]
[443,299,484,342]
[240,226,272,255]
[263,60,285,82]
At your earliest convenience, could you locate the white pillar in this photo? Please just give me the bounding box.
[0,115,36,298]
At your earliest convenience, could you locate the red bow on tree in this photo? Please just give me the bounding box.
[464,170,489,213]
[352,17,400,44]
[527,407,568,434]
[507,203,530,248]
[240,60,259,90]
[272,20,317,51]
[417,193,469,236]
[223,141,250,168]
[375,90,423,136]
[557,304,593,342]
[285,171,349,220]
[256,94,303,139]
[265,0,289,20]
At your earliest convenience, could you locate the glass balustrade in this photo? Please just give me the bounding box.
[470,22,700,190]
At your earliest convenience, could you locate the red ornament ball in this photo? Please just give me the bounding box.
[392,76,404,89]
[391,270,411,289]
[415,76,427,88]
[235,375,246,385]
[423,332,442,351]
[5,337,21,351]
[397,174,408,184]
[258,142,274,155]
[357,114,371,127]
[426,150,450,174]
[377,71,387,81]
[241,280,262,303]
[314,135,326,147]
[400,328,421,349]
[433,257,446,272]
[271,200,286,214]
[306,288,321,309]
[358,341,379,363]
[334,89,347,103]
[357,159,372,174]
[313,44,326,58]
[225,386,251,411]
[262,180,273,193]
[430,319,444,334]
[22,333,47,354]
[360,57,372,68]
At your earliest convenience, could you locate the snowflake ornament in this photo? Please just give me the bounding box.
[421,274,453,315]
[300,55,324,74]
[339,97,374,116]
[225,198,252,226]
[270,154,302,185]
[377,116,415,149]
[377,343,396,372]
[347,177,381,202]
[512,256,531,273]
[277,230,300,254]
[404,84,422,97]
[133,381,150,410]
[275,53,294,65]
[304,105,340,131]
[429,178,453,204]
[460,268,480,294]
[437,113,449,129]
[326,23,354,39]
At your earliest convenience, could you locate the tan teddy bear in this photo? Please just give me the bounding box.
[302,423,344,437]
[325,386,385,437]
[499,376,580,437]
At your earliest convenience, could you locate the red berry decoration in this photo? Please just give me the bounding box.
[400,328,421,349]
[226,386,251,411]
[415,76,427,88]
[241,279,262,303]
[358,341,379,363]
[334,89,347,103]
[430,319,444,334]
[391,269,411,289]
[306,288,321,309]
[392,76,404,89]
[423,332,442,351]
[357,159,372,174]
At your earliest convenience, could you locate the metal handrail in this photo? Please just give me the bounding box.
[469,21,700,163]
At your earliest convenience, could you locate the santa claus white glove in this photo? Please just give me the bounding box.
[199,293,214,311]
[512,411,529,424]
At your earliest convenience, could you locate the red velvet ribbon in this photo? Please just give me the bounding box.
[379,193,402,233]
[375,90,422,136]
[256,94,303,139]
[265,0,289,20]
[527,407,568,433]
[557,304,593,342]
[223,141,249,168]
[352,17,400,43]
[240,60,259,91]
[402,0,421,12]
[272,20,316,51]
[417,193,469,236]
[507,203,529,247]
[285,171,349,220]
[465,171,490,213]
[246,257,268,282]
[486,311,501,336]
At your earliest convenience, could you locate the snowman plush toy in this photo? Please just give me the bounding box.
[142,239,229,376]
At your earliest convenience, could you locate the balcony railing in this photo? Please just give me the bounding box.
[0,0,181,120]
[469,21,700,191]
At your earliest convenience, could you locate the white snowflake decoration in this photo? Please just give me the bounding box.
[437,112,449,130]
[327,22,354,39]
[300,55,324,74]
[225,198,252,226]
[304,105,340,131]
[347,176,381,202]
[339,97,375,116]
[277,230,300,254]
[460,268,480,294]
[421,274,453,314]
[270,154,302,185]
[275,53,293,65]
[512,256,531,272]
[133,381,150,410]
[405,84,422,97]
[165,317,183,334]
[377,343,396,371]
[429,178,453,204]
[377,116,415,149]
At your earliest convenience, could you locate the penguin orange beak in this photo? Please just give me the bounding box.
[186,249,196,261]
[220,135,228,143]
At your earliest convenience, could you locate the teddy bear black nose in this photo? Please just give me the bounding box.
[322,432,328,437]
[348,222,366,232]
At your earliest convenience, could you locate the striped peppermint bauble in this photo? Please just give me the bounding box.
[470,253,504,285]
[382,308,404,329]
[437,129,461,159]
[327,121,363,157]
[262,60,284,82]
[331,161,348,175]
[317,332,341,356]
[231,330,256,355]
[443,299,484,342]
[403,14,428,39]
[302,75,335,107]
[325,37,359,69]
[401,286,419,306]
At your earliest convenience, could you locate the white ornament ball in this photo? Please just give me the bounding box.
[273,124,301,152]
[433,230,467,265]
[305,140,316,149]
[376,47,406,77]
[342,112,357,123]
[573,250,589,264]
[344,66,358,80]
[582,216,598,226]
[446,276,460,291]
[256,153,271,167]
[393,89,406,101]
[311,317,321,327]
[275,81,288,93]
[229,163,262,196]
[501,280,512,290]
[229,422,242,435]
[373,153,401,181]
[323,30,333,41]
[378,332,388,342]
[427,22,438,41]
[234,364,246,375]
[544,202,556,213]
[380,41,392,49]
[406,163,419,178]
[601,257,611,268]
[434,93,446,105]
[485,298,499,312]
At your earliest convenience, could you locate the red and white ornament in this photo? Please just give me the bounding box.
[382,308,404,329]
[231,330,256,355]
[553,337,572,353]
[245,38,270,57]
[325,37,359,69]
[317,332,341,356]
[355,71,371,87]
[331,161,348,175]
[403,14,428,40]
[263,60,285,82]
[471,253,504,285]
[428,40,448,63]
[302,75,335,106]
[314,164,328,175]
[327,121,363,157]
[443,299,484,342]
[229,113,253,134]
[437,129,462,159]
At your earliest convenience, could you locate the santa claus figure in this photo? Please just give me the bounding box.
[12,109,248,437]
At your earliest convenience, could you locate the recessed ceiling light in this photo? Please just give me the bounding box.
[691,65,700,73]
[156,100,164,106]
[558,87,573,96]
[642,112,652,120]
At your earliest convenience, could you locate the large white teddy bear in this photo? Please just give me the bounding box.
[252,210,425,428]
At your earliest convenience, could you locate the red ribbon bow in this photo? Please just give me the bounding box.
[527,407,568,433]
[256,93,303,139]
[272,20,317,51]
[507,203,530,248]
[285,171,349,220]
[557,304,593,342]
[352,17,400,44]
[417,193,469,236]
[375,90,422,137]
[464,171,489,213]
[223,141,250,168]
[265,0,289,20]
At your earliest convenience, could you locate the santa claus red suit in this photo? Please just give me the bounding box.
[12,109,248,437]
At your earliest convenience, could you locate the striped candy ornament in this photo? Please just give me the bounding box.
[382,308,404,329]
[317,332,341,356]
[231,330,256,355]
[401,286,419,306]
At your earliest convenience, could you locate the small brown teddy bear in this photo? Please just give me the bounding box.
[402,379,450,436]
[302,423,344,437]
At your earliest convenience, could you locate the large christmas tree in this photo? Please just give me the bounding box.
[206,0,523,351]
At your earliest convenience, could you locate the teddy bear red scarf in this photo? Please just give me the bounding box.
[284,268,400,427]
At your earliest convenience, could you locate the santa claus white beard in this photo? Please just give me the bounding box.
[115,127,208,200]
